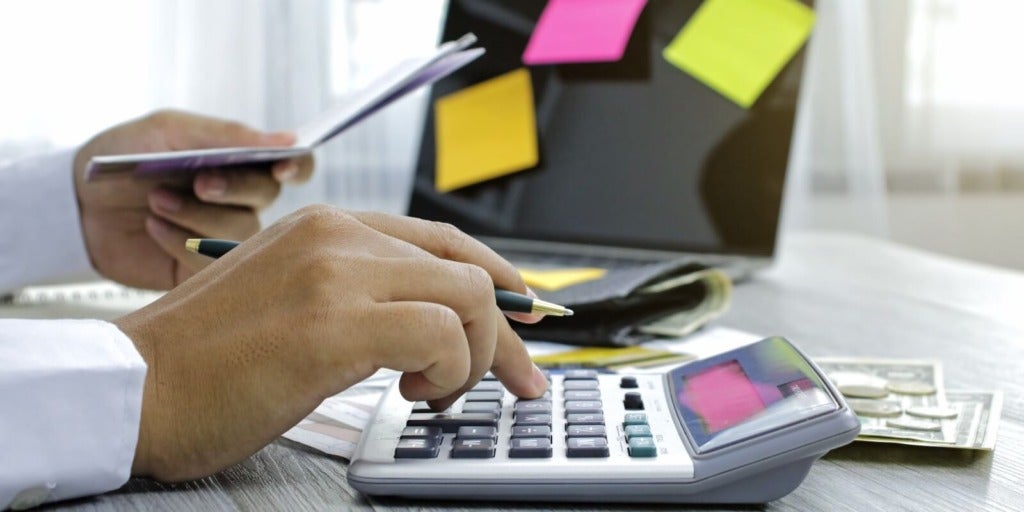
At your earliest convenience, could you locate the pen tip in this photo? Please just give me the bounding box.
[185,238,200,254]
[564,308,574,317]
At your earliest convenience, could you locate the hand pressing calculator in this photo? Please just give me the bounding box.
[348,336,859,504]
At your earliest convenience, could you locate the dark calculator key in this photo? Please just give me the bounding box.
[567,437,610,458]
[407,412,499,433]
[566,413,604,425]
[564,369,599,380]
[471,380,505,392]
[564,400,602,415]
[457,426,498,439]
[394,437,441,459]
[624,392,645,410]
[564,390,601,400]
[563,380,599,390]
[517,390,552,402]
[509,437,553,458]
[512,425,552,439]
[465,390,503,402]
[620,376,639,389]
[451,438,497,459]
[400,426,443,440]
[461,401,501,415]
[567,424,606,438]
[514,413,553,426]
[515,401,552,414]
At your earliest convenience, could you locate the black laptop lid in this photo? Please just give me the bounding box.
[408,0,808,257]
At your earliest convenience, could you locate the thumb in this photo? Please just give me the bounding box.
[158,111,296,150]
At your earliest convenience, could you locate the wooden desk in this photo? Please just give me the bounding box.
[43,232,1024,511]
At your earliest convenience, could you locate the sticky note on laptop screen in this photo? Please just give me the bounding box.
[522,0,648,65]
[518,267,608,291]
[662,0,815,108]
[434,68,539,193]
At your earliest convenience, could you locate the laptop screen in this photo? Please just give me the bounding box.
[408,0,809,257]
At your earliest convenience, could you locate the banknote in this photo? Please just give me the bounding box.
[814,357,956,444]
[857,390,1004,450]
[636,268,731,338]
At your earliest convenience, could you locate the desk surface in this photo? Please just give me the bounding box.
[39,232,1024,511]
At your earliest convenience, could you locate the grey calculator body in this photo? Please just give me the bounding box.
[348,337,860,504]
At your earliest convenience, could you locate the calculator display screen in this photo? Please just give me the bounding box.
[670,337,838,452]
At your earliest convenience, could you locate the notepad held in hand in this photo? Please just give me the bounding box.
[85,34,484,180]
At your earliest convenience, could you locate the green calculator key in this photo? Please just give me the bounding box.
[624,424,652,439]
[628,437,657,458]
[623,413,648,426]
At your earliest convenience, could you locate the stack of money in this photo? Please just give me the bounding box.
[636,268,732,338]
[815,357,1003,450]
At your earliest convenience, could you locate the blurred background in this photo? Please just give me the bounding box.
[2,0,1023,269]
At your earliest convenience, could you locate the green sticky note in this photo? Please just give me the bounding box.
[663,0,815,108]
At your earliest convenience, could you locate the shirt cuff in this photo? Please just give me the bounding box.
[0,319,146,509]
[0,149,97,292]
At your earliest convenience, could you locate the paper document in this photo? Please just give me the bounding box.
[85,34,484,180]
[518,267,607,292]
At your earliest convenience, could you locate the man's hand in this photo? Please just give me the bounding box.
[115,205,549,482]
[73,110,314,290]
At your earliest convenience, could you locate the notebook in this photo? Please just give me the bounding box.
[84,34,484,180]
[405,0,812,345]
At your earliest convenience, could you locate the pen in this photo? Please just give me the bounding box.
[185,238,574,317]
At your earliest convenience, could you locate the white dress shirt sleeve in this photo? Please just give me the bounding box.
[0,149,98,293]
[0,319,147,510]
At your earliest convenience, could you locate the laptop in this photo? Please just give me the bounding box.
[408,0,809,281]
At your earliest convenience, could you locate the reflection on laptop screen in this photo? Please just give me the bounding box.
[409,0,809,258]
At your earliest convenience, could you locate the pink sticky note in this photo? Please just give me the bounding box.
[523,0,648,65]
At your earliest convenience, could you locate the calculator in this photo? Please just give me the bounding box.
[348,336,860,504]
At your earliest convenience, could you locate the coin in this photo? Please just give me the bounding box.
[907,406,959,419]
[838,384,889,399]
[886,380,936,395]
[848,399,903,417]
[886,418,942,432]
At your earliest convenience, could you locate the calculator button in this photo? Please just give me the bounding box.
[512,425,552,439]
[400,426,443,441]
[514,413,553,426]
[462,402,501,415]
[509,437,553,458]
[471,380,505,392]
[407,412,499,433]
[394,438,441,459]
[517,391,552,402]
[624,424,653,439]
[566,413,604,425]
[627,437,658,458]
[564,390,601,400]
[567,437,610,458]
[564,369,599,380]
[564,400,603,415]
[622,413,648,426]
[456,426,498,439]
[451,438,497,459]
[465,390,503,402]
[563,380,599,390]
[515,401,553,414]
[566,424,606,438]
[624,392,645,410]
[620,376,639,389]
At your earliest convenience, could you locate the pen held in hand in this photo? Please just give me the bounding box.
[185,238,574,317]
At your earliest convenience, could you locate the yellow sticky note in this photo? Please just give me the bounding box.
[518,267,607,291]
[434,68,539,192]
[662,0,815,108]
